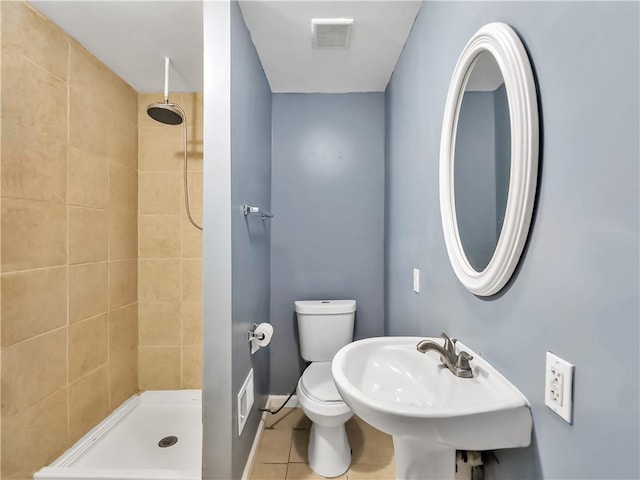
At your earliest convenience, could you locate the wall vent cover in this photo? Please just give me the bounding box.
[311,18,354,48]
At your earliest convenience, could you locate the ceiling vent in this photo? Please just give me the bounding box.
[311,18,354,48]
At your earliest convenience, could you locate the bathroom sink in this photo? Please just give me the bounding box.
[331,337,532,480]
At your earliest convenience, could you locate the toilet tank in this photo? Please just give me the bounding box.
[295,300,356,362]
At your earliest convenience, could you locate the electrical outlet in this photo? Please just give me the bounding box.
[545,351,574,423]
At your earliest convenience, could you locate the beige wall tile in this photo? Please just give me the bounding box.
[1,1,69,80]
[181,215,203,258]
[109,259,137,309]
[109,162,138,215]
[138,215,180,258]
[1,328,66,416]
[1,197,66,272]
[1,50,67,143]
[182,259,202,303]
[187,150,204,173]
[182,345,202,389]
[187,122,204,172]
[138,346,181,390]
[2,126,67,203]
[109,345,138,409]
[69,262,108,323]
[138,259,180,303]
[138,88,201,399]
[109,303,138,354]
[182,301,202,346]
[107,115,138,170]
[109,304,138,409]
[138,92,155,124]
[1,266,67,346]
[1,388,68,479]
[109,211,137,261]
[68,365,110,442]
[68,41,109,95]
[183,172,203,219]
[138,125,201,170]
[185,138,204,173]
[68,146,108,209]
[139,301,180,346]
[139,171,181,215]
[69,42,137,126]
[106,83,138,131]
[69,90,110,156]
[69,207,108,265]
[69,314,108,382]
[169,93,204,134]
[0,7,141,475]
[138,126,183,171]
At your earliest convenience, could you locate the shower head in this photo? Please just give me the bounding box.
[147,101,183,125]
[147,57,183,125]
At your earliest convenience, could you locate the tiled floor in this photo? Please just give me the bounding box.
[250,408,396,480]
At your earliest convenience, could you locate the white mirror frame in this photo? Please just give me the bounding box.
[439,22,539,296]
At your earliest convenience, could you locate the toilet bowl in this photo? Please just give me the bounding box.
[294,299,356,478]
[297,363,353,478]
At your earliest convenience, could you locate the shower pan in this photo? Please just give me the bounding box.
[147,58,202,231]
[34,390,202,480]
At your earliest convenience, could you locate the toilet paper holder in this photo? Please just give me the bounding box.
[247,323,265,343]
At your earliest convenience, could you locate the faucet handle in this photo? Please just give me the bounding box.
[441,332,456,353]
[456,351,474,369]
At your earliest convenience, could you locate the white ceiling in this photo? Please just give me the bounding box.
[28,0,421,94]
[29,0,204,93]
[238,1,422,93]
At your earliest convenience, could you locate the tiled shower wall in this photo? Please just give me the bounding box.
[137,93,203,390]
[0,2,139,478]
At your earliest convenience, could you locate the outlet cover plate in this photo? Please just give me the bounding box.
[545,351,574,423]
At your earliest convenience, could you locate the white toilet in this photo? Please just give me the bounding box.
[295,299,356,478]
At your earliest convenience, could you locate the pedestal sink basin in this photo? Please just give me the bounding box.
[331,337,532,480]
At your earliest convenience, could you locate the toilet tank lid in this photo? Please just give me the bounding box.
[295,300,356,314]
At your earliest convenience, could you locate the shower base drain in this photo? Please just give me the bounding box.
[158,435,178,448]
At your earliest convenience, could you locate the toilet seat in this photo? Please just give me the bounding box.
[297,362,351,418]
[300,363,342,402]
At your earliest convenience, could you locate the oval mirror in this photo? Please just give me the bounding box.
[440,23,538,296]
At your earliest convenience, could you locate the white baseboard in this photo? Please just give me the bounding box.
[241,395,299,479]
[241,403,268,480]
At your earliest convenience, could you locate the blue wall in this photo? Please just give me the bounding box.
[385,2,639,478]
[270,93,385,393]
[230,1,272,477]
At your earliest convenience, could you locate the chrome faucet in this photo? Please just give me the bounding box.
[416,332,474,378]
